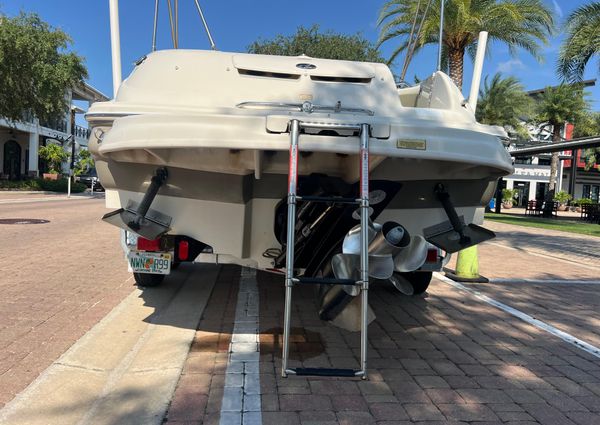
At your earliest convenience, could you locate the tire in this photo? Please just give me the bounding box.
[404,271,432,294]
[392,271,432,295]
[134,273,165,287]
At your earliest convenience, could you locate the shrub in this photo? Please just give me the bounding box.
[553,190,573,204]
[38,178,86,193]
[39,144,68,174]
[573,198,593,206]
[502,188,518,204]
[74,149,95,176]
[0,179,42,191]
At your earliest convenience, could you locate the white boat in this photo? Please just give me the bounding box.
[91,1,514,378]
[87,49,512,273]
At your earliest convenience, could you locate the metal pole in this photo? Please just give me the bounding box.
[468,31,488,112]
[166,0,176,48]
[570,149,578,196]
[175,0,179,48]
[108,0,122,98]
[193,0,217,50]
[152,0,159,51]
[68,110,76,198]
[282,119,299,377]
[437,0,445,71]
[494,177,503,214]
[359,123,370,379]
[558,154,564,192]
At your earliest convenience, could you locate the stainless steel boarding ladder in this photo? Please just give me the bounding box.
[281,119,371,379]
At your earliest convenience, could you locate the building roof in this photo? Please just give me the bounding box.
[72,82,110,103]
[527,79,597,97]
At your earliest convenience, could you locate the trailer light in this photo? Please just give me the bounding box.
[178,240,189,261]
[138,237,161,251]
[426,248,438,263]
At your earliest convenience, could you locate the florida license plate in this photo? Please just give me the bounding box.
[128,251,172,275]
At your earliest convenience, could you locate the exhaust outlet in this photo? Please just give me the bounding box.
[368,222,410,279]
[368,221,410,256]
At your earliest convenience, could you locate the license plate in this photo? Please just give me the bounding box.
[128,251,172,275]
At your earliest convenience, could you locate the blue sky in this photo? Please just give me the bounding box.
[3,0,599,111]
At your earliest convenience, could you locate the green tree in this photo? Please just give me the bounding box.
[74,149,95,176]
[476,73,532,138]
[248,25,384,62]
[0,12,87,123]
[535,84,590,191]
[557,2,600,82]
[377,0,554,89]
[573,111,600,170]
[39,143,68,174]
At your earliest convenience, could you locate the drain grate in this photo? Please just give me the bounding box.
[0,218,50,225]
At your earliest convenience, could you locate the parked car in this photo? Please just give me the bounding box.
[76,168,103,191]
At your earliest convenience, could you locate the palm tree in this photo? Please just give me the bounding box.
[558,2,600,82]
[476,73,531,137]
[572,111,600,171]
[377,0,554,89]
[535,84,589,193]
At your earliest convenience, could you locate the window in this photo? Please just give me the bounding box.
[538,158,551,166]
[514,156,533,165]
[583,184,600,202]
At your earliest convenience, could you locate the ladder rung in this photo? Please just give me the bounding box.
[287,367,361,377]
[295,277,359,286]
[297,195,358,205]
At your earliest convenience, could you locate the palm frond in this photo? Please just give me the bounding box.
[557,2,600,82]
[376,0,555,87]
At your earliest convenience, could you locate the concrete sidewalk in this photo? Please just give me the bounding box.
[0,191,102,204]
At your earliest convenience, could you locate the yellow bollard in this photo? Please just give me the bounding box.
[445,245,489,283]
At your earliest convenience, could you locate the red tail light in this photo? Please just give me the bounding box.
[137,237,161,251]
[178,240,189,261]
[426,248,438,263]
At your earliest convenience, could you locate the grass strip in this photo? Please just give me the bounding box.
[485,213,600,238]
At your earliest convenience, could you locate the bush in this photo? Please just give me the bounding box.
[553,190,573,204]
[39,144,68,174]
[0,179,42,191]
[502,188,518,204]
[38,178,86,193]
[573,198,593,206]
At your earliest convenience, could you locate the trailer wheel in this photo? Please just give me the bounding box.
[391,271,432,295]
[134,273,165,287]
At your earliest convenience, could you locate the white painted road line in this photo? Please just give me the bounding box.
[490,278,600,285]
[220,268,262,425]
[434,272,600,360]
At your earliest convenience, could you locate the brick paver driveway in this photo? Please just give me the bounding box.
[0,194,133,407]
[166,220,600,425]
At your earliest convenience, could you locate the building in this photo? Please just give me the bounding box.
[503,80,599,205]
[0,83,108,180]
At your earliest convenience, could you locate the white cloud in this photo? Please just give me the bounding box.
[496,59,526,73]
[552,0,563,18]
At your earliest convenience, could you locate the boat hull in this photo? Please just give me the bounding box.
[98,156,495,270]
